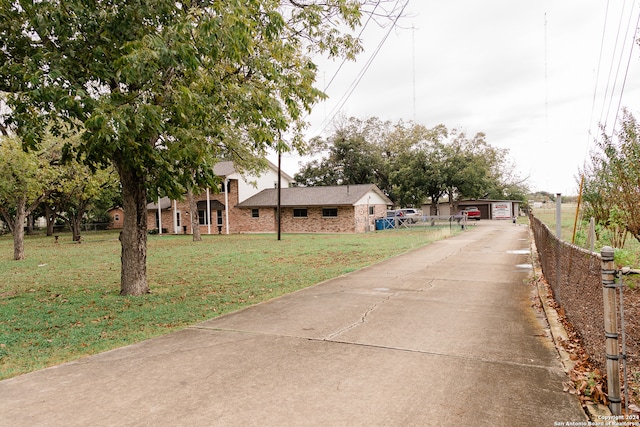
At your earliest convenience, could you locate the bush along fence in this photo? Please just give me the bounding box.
[530,214,638,414]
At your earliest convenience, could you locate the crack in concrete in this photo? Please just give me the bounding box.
[416,278,435,292]
[189,326,557,371]
[324,294,394,341]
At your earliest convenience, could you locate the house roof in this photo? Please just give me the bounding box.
[213,160,294,181]
[146,196,172,210]
[197,199,225,210]
[237,184,392,208]
[212,161,236,177]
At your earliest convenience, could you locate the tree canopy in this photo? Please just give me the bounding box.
[0,136,58,259]
[0,1,397,295]
[295,117,527,212]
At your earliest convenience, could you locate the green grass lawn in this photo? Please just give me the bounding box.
[0,226,457,379]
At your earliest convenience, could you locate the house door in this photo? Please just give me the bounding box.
[216,210,223,233]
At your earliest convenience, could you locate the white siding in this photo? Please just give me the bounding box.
[355,192,391,206]
[232,165,295,203]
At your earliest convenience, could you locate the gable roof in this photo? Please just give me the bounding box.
[212,161,236,177]
[213,160,294,182]
[146,196,172,210]
[236,184,392,208]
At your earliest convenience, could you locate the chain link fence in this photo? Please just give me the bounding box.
[529,214,606,370]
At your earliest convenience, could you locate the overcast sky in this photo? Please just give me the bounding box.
[272,1,640,196]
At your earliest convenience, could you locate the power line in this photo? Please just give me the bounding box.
[609,3,640,138]
[412,23,416,122]
[583,0,611,163]
[598,0,633,132]
[312,0,410,137]
[585,0,639,159]
[323,2,381,93]
[544,12,548,146]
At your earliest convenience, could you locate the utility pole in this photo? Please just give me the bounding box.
[412,24,416,121]
[277,145,282,241]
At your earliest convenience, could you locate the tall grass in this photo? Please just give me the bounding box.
[0,227,456,379]
[532,202,640,267]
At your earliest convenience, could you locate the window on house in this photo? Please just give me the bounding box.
[176,212,181,227]
[252,209,259,218]
[322,208,338,218]
[198,210,207,225]
[369,206,374,216]
[217,210,223,226]
[293,208,308,218]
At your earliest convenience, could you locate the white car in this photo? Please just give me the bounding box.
[394,208,423,223]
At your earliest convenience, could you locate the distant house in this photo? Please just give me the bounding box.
[236,184,392,233]
[146,161,295,234]
[107,207,125,229]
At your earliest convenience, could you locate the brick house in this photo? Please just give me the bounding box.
[235,184,392,233]
[146,161,295,235]
[107,207,125,229]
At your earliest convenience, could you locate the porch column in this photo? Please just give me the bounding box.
[224,178,230,234]
[206,188,211,235]
[173,200,179,234]
[157,197,162,235]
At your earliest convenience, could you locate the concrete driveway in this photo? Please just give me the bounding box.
[0,221,587,426]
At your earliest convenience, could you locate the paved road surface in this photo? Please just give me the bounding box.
[0,221,587,426]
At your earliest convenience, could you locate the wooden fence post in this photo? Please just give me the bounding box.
[601,246,621,414]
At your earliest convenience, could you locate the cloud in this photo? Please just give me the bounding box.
[281,0,640,196]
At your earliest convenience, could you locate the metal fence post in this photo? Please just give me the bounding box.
[587,217,596,252]
[601,246,621,414]
[555,193,562,238]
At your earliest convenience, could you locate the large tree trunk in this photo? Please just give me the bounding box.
[429,200,438,216]
[12,196,26,261]
[69,212,82,242]
[2,192,50,261]
[44,205,56,236]
[187,187,202,242]
[115,161,150,296]
[68,203,89,242]
[26,214,34,235]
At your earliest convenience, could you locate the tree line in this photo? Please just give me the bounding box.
[0,135,121,256]
[294,117,529,214]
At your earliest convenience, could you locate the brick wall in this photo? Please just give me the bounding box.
[281,207,355,233]
[107,208,124,229]
[234,206,276,233]
[146,184,388,234]
[236,204,387,234]
[356,204,388,233]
